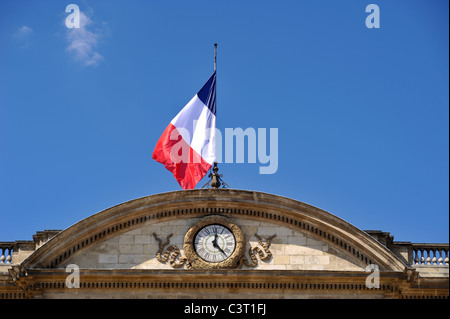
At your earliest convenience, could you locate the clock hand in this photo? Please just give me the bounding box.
[217,246,227,256]
[212,234,218,247]
[212,234,227,256]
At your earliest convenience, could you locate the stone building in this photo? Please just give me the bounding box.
[0,189,448,299]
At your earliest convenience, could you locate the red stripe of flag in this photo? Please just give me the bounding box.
[152,123,212,190]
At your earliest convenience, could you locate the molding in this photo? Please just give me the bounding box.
[2,268,448,299]
[6,268,447,299]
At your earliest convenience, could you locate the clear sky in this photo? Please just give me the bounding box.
[0,0,448,244]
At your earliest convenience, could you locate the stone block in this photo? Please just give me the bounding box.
[143,244,157,254]
[99,254,118,264]
[119,244,132,253]
[287,234,307,246]
[119,235,134,245]
[131,245,143,254]
[270,243,285,254]
[134,235,151,244]
[118,254,134,264]
[273,255,290,265]
[290,255,305,265]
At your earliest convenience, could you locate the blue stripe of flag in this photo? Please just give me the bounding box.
[197,71,216,116]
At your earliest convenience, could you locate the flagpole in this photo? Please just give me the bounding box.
[213,43,218,169]
[202,43,228,189]
[214,43,217,71]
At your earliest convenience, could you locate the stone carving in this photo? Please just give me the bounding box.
[238,233,277,268]
[153,216,277,270]
[152,233,189,269]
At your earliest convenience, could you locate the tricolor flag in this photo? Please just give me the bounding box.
[152,72,216,189]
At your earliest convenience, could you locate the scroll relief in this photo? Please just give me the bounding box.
[152,233,189,269]
[238,233,277,268]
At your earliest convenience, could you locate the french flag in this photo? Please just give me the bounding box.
[152,72,216,189]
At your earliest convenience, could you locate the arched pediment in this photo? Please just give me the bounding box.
[21,189,407,272]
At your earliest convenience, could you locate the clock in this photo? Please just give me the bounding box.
[194,224,236,263]
[183,215,246,269]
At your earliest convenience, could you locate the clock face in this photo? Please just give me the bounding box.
[194,224,236,263]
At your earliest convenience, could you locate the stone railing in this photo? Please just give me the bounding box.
[0,230,61,265]
[365,231,449,268]
[412,243,449,266]
[0,243,14,264]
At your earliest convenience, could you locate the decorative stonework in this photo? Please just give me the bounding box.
[152,216,278,270]
[238,233,277,268]
[152,233,188,269]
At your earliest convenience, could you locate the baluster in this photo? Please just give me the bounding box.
[414,248,420,265]
[420,249,425,265]
[431,248,437,265]
[438,249,444,265]
[0,248,5,264]
[445,250,449,266]
[426,249,431,265]
[6,248,12,264]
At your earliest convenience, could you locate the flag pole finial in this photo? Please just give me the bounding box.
[202,161,230,189]
[214,43,217,71]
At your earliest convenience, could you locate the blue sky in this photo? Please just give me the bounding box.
[0,0,448,244]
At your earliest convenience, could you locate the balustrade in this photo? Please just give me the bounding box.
[412,244,449,266]
[0,244,14,264]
